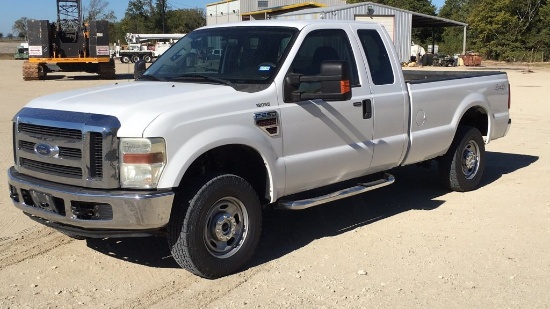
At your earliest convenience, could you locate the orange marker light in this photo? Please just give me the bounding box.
[123,153,164,164]
[340,80,351,93]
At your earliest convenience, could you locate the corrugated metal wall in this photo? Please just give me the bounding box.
[275,3,413,63]
[240,0,346,14]
[207,1,241,25]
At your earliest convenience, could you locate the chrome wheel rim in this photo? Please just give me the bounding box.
[204,197,248,258]
[462,140,481,179]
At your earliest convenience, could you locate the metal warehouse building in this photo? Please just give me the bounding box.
[206,0,348,25]
[273,2,467,63]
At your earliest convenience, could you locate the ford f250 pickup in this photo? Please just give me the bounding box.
[8,20,511,278]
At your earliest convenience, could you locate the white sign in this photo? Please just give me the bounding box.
[96,46,110,56]
[28,46,43,56]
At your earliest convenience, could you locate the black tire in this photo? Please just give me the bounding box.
[168,174,262,279]
[121,55,130,63]
[98,59,116,79]
[438,125,485,192]
[143,55,153,63]
[131,55,140,63]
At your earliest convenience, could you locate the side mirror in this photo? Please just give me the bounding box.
[134,60,147,80]
[284,60,352,103]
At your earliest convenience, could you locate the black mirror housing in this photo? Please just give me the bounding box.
[284,60,352,103]
[134,60,147,80]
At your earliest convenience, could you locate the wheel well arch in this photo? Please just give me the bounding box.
[177,144,270,205]
[458,106,488,136]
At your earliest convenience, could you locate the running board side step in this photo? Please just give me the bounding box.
[277,173,395,210]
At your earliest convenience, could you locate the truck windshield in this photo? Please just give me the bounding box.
[144,26,298,85]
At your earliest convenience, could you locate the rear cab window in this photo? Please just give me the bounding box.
[357,29,395,85]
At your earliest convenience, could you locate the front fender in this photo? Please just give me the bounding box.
[154,123,284,203]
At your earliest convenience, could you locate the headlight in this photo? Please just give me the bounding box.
[120,138,166,189]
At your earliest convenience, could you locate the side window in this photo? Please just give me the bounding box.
[290,29,359,86]
[357,29,394,85]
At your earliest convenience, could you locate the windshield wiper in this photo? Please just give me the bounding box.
[171,73,235,88]
[137,74,164,81]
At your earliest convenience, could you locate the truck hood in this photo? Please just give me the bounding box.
[25,81,241,136]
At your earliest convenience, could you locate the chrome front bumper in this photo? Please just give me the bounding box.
[7,167,174,236]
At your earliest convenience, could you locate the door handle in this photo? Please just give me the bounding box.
[363,99,372,119]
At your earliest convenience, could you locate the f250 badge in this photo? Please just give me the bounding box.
[256,102,270,108]
[495,83,506,91]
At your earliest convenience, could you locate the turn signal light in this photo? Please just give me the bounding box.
[341,80,350,93]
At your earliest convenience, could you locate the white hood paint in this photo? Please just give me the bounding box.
[26,81,240,136]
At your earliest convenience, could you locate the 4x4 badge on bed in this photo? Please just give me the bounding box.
[34,143,59,158]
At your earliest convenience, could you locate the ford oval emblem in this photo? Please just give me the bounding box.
[34,143,59,158]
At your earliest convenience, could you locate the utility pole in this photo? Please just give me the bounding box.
[161,0,166,33]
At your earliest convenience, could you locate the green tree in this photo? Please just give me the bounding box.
[153,0,168,33]
[519,1,550,61]
[468,0,517,60]
[465,0,550,61]
[83,0,116,22]
[119,0,155,34]
[12,17,30,39]
[166,8,206,33]
[438,0,471,54]
[117,0,205,38]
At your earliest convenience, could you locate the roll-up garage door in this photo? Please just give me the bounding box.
[355,16,395,42]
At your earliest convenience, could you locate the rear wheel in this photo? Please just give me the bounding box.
[131,55,140,63]
[143,55,153,63]
[120,55,130,63]
[438,125,485,191]
[168,174,262,279]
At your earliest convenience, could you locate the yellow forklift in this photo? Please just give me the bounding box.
[23,0,115,80]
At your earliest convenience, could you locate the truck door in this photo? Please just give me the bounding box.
[354,27,408,171]
[279,29,375,195]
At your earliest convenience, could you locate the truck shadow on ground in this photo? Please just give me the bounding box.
[84,151,537,270]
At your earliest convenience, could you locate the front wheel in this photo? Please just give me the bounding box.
[168,174,262,279]
[438,126,485,191]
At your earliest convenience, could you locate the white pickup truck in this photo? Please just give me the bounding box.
[8,20,511,278]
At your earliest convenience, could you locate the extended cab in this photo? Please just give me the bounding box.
[8,20,511,278]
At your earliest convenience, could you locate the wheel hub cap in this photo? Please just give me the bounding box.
[462,140,480,179]
[465,150,477,170]
[212,213,237,241]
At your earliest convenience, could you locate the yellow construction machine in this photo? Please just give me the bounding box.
[23,0,115,80]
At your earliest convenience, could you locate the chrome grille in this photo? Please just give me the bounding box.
[18,123,82,140]
[20,158,83,178]
[13,108,121,189]
[19,140,82,159]
[60,147,82,159]
[90,132,103,178]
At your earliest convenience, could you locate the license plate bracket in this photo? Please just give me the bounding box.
[30,190,58,213]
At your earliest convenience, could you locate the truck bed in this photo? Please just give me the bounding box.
[403,70,504,84]
[401,69,509,166]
